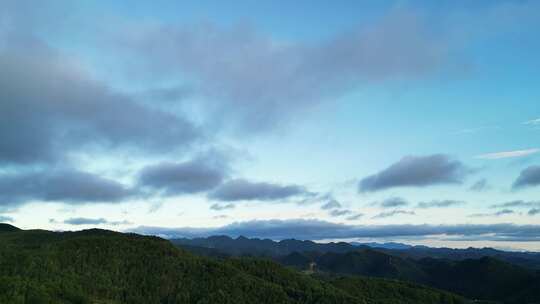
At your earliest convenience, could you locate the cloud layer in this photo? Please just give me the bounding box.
[372,210,416,219]
[131,219,540,241]
[0,169,133,210]
[374,197,409,208]
[208,179,309,202]
[138,155,228,196]
[513,165,540,189]
[115,10,448,132]
[62,217,131,226]
[417,200,465,209]
[476,149,539,160]
[0,37,199,166]
[359,154,470,192]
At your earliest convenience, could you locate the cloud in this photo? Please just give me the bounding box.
[490,200,540,209]
[476,149,539,160]
[329,209,353,217]
[321,199,342,210]
[114,10,449,133]
[469,178,490,191]
[346,213,364,221]
[493,209,515,216]
[0,36,200,166]
[130,219,540,242]
[138,153,228,196]
[513,165,540,189]
[208,179,308,202]
[372,210,416,219]
[374,197,409,208]
[469,209,515,218]
[417,200,465,209]
[523,118,540,126]
[0,169,133,210]
[63,217,131,226]
[528,209,540,216]
[64,218,108,225]
[359,154,471,192]
[210,203,235,211]
[0,215,14,223]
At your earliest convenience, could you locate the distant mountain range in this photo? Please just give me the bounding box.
[172,235,540,304]
[172,235,540,269]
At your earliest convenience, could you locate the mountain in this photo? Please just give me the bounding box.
[174,235,540,270]
[419,256,540,303]
[172,235,358,256]
[352,242,415,250]
[375,246,540,270]
[0,223,20,233]
[173,236,540,303]
[279,250,540,304]
[0,225,468,304]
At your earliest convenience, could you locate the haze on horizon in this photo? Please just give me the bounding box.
[1,0,539,251]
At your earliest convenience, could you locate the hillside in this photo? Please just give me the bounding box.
[0,223,20,233]
[0,225,468,304]
[279,250,540,304]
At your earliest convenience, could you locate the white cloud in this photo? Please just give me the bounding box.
[524,118,540,125]
[475,148,539,160]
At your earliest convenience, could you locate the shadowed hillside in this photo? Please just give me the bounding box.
[174,236,540,304]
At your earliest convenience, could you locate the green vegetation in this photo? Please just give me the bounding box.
[177,235,540,304]
[0,225,469,304]
[328,275,466,304]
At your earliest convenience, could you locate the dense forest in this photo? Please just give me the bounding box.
[173,235,540,304]
[0,224,467,304]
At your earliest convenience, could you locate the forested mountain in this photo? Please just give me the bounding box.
[0,224,467,304]
[172,236,358,257]
[173,236,540,269]
[374,246,540,270]
[278,250,540,303]
[173,235,540,304]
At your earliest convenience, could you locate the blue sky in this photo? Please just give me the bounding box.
[1,0,540,250]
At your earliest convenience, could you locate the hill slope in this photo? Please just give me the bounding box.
[279,250,540,304]
[0,223,20,233]
[0,225,468,304]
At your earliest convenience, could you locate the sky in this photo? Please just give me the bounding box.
[1,0,540,250]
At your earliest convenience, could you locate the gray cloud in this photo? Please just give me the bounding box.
[130,219,540,242]
[64,218,108,225]
[63,217,131,226]
[359,154,471,192]
[0,169,133,209]
[374,197,409,208]
[114,11,449,133]
[208,179,308,202]
[469,178,490,191]
[346,213,364,221]
[469,209,515,218]
[0,35,199,166]
[0,215,14,223]
[210,203,235,211]
[513,165,540,189]
[529,209,540,216]
[417,200,465,209]
[329,209,353,217]
[321,199,342,210]
[372,210,416,219]
[490,200,540,209]
[138,154,227,196]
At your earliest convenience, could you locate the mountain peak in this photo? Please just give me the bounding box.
[0,223,21,232]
